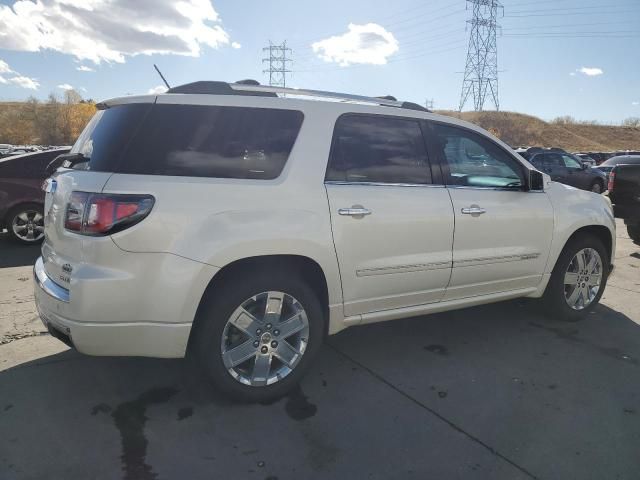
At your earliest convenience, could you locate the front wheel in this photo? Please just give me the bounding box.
[193,270,325,402]
[7,203,45,244]
[541,234,609,322]
[590,180,603,194]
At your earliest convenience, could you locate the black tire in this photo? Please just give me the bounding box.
[627,223,640,245]
[192,269,325,402]
[541,233,609,322]
[6,203,45,245]
[589,180,603,194]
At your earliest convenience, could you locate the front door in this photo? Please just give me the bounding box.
[325,113,454,317]
[428,122,554,301]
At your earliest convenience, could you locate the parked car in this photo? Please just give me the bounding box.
[34,81,616,402]
[573,153,597,167]
[518,147,608,193]
[605,158,640,245]
[595,155,640,183]
[0,148,70,244]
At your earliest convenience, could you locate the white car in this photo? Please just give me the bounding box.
[34,81,616,401]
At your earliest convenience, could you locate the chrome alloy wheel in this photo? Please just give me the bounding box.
[220,291,310,387]
[12,210,44,242]
[564,248,603,310]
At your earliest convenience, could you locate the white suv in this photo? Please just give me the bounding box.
[34,81,616,401]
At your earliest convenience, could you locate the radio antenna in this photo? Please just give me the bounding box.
[153,64,171,89]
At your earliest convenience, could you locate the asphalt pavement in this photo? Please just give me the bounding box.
[1,224,639,480]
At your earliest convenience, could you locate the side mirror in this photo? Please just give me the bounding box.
[529,169,544,191]
[581,162,589,170]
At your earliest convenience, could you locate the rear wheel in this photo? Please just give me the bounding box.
[627,223,640,245]
[6,203,45,244]
[193,269,324,402]
[541,234,608,322]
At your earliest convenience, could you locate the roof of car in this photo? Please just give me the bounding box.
[602,155,640,166]
[0,147,70,165]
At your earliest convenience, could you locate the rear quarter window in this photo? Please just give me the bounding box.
[120,105,304,179]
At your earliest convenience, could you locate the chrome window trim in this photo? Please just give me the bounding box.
[324,180,445,188]
[446,184,545,193]
[33,257,70,303]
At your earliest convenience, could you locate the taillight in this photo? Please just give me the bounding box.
[607,171,615,192]
[64,192,154,236]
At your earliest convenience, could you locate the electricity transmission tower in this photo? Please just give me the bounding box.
[459,0,503,112]
[262,41,292,87]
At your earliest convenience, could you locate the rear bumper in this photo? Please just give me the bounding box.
[33,255,212,358]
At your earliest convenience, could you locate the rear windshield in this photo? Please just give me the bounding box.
[72,103,303,180]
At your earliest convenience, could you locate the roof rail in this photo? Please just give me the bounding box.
[166,81,430,112]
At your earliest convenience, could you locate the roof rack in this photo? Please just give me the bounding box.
[166,81,430,113]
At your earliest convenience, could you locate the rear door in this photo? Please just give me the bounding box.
[427,121,554,300]
[325,113,454,317]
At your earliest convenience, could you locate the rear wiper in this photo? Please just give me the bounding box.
[45,152,89,176]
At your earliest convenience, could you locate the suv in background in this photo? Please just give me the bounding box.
[34,81,615,402]
[0,148,69,244]
[518,147,608,193]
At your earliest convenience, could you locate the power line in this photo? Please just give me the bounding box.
[262,41,292,87]
[459,0,503,112]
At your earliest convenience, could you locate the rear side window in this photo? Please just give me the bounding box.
[72,104,152,172]
[326,114,431,184]
[121,105,303,179]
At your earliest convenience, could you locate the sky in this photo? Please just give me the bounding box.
[0,0,638,123]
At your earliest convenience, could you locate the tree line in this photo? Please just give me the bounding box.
[0,89,96,146]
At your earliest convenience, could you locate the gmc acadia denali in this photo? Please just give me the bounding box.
[34,81,616,401]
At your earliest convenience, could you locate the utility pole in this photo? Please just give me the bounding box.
[262,41,292,87]
[459,0,503,112]
[425,98,435,110]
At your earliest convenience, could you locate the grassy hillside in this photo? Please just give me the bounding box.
[438,110,640,152]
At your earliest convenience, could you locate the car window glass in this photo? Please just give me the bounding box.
[121,105,303,179]
[431,123,523,188]
[561,154,583,169]
[545,153,564,168]
[326,114,431,184]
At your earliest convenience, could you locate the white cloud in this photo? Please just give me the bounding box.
[0,0,232,64]
[312,23,399,66]
[577,67,603,76]
[0,58,38,89]
[76,65,95,72]
[0,59,13,74]
[8,75,39,89]
[57,83,74,90]
[569,72,576,76]
[231,41,241,49]
[148,85,168,94]
[632,101,639,106]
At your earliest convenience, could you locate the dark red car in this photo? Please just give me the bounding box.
[0,148,69,244]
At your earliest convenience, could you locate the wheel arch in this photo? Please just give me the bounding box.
[187,254,332,352]
[553,224,614,272]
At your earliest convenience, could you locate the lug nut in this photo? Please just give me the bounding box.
[260,346,268,354]
[256,328,262,335]
[266,323,272,330]
[253,340,260,348]
[271,341,278,348]
[273,329,280,336]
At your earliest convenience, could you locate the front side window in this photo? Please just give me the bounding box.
[431,123,524,189]
[560,154,583,169]
[326,114,432,184]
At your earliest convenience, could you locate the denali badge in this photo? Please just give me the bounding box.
[62,263,73,274]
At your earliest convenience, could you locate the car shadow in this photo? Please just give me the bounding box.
[0,232,41,268]
[1,301,639,479]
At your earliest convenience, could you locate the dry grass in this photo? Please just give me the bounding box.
[437,110,640,152]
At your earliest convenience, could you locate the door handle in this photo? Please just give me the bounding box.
[338,207,372,217]
[461,206,486,215]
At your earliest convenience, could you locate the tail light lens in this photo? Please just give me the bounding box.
[607,171,615,192]
[65,192,154,236]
